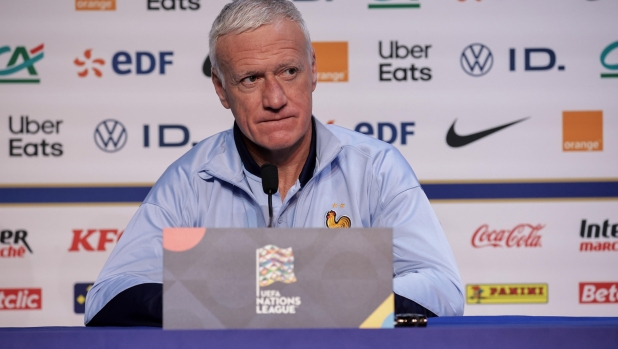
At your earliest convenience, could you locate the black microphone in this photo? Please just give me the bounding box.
[260,164,278,228]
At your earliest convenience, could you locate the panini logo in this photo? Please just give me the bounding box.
[312,42,348,82]
[75,0,116,11]
[563,111,603,151]
[467,284,548,304]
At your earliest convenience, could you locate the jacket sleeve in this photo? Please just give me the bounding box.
[372,150,464,316]
[84,202,177,325]
[87,283,162,327]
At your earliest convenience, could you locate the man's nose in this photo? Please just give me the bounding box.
[262,76,287,111]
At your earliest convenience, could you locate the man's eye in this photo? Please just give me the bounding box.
[242,76,257,83]
[284,68,297,76]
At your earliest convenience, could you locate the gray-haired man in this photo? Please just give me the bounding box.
[85,0,463,326]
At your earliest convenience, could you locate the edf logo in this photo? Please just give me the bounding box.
[112,51,173,75]
[510,47,565,71]
[355,122,415,145]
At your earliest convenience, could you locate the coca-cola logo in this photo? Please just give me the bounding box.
[471,224,544,248]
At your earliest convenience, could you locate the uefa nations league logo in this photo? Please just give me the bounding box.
[94,119,127,153]
[461,43,493,77]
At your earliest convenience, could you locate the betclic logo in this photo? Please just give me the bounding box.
[0,289,42,310]
[68,229,123,252]
[580,283,618,304]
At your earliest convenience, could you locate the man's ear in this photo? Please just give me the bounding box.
[212,68,231,109]
[310,47,317,92]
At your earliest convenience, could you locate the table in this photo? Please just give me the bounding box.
[2,316,617,349]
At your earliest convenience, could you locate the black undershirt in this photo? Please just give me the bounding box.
[88,119,436,326]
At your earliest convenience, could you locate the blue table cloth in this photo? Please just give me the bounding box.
[2,316,618,349]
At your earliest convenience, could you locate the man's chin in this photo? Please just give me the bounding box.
[256,139,299,152]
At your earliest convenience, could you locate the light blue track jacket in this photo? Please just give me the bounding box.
[85,120,464,324]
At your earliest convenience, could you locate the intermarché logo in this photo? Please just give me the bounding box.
[94,119,127,153]
[368,0,420,9]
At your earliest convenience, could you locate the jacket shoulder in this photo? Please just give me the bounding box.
[143,129,232,206]
[325,124,420,188]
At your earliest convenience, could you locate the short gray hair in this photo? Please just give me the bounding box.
[209,0,312,83]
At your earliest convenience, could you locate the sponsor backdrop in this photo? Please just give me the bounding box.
[0,0,617,325]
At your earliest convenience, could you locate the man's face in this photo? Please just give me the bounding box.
[212,19,317,152]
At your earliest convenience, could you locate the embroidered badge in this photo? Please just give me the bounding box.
[325,210,351,228]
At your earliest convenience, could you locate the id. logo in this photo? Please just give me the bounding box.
[94,119,127,153]
[461,43,493,77]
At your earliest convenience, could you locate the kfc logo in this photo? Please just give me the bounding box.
[580,283,618,304]
[0,289,42,310]
[471,224,544,248]
[68,229,123,251]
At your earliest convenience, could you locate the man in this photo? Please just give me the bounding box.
[85,0,463,326]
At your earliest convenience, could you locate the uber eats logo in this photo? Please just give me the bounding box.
[147,0,200,10]
[378,41,432,82]
[8,115,63,157]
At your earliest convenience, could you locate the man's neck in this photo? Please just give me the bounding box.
[241,124,313,201]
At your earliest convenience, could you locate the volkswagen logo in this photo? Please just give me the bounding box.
[94,119,127,153]
[461,43,493,77]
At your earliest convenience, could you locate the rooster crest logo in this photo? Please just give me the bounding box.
[325,210,351,228]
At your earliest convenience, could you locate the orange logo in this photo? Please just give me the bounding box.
[563,111,603,151]
[75,0,116,11]
[312,42,348,82]
[74,49,105,78]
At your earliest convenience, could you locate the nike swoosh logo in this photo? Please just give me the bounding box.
[446,117,529,148]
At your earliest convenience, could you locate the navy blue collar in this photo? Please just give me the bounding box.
[233,117,316,188]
